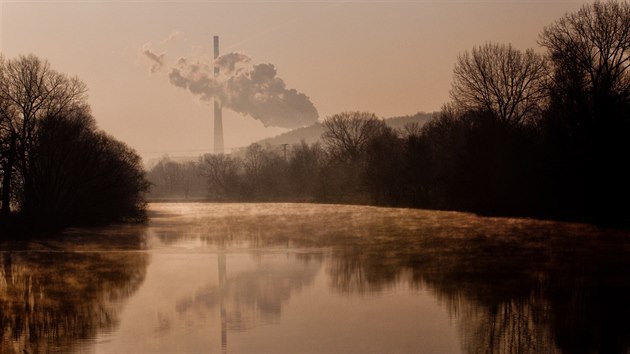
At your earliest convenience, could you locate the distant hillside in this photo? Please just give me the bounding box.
[258,112,435,147]
[258,122,326,146]
[385,112,435,129]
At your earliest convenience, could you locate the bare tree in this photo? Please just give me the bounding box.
[322,112,388,162]
[242,143,267,183]
[288,141,324,198]
[450,43,548,126]
[539,1,630,107]
[200,154,241,200]
[537,2,630,222]
[0,54,87,215]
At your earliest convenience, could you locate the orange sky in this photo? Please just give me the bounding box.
[0,0,591,160]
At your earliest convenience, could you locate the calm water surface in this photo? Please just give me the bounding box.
[1,203,629,354]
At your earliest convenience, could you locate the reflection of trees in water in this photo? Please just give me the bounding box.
[450,294,556,354]
[0,235,149,354]
[542,245,630,354]
[148,204,630,353]
[328,246,413,294]
[175,253,322,332]
[323,214,630,354]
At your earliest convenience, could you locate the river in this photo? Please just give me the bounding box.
[1,203,629,354]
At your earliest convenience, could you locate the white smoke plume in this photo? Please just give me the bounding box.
[144,47,319,129]
[141,43,165,73]
[161,30,182,45]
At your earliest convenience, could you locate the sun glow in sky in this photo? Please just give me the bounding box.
[0,0,590,160]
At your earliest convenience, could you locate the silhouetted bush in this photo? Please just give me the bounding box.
[23,111,149,229]
[147,157,206,200]
[1,55,149,232]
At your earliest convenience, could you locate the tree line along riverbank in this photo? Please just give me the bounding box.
[3,1,630,234]
[148,2,630,226]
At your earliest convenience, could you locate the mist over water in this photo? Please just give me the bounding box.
[2,203,629,354]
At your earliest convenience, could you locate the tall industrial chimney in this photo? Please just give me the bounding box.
[213,35,224,154]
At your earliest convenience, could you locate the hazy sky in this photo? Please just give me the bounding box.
[0,0,591,160]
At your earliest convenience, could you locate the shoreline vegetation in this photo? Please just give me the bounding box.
[3,1,630,236]
[0,56,149,236]
[147,2,630,227]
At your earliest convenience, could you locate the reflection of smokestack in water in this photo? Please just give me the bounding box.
[218,252,227,353]
[213,35,224,154]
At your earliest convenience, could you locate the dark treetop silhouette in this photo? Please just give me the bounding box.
[146,1,630,224]
[0,55,149,233]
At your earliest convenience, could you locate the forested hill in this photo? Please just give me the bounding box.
[258,112,435,146]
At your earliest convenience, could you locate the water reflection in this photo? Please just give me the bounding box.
[0,226,149,354]
[149,203,630,354]
[175,253,322,351]
[176,254,321,326]
[3,203,630,354]
[324,214,630,354]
